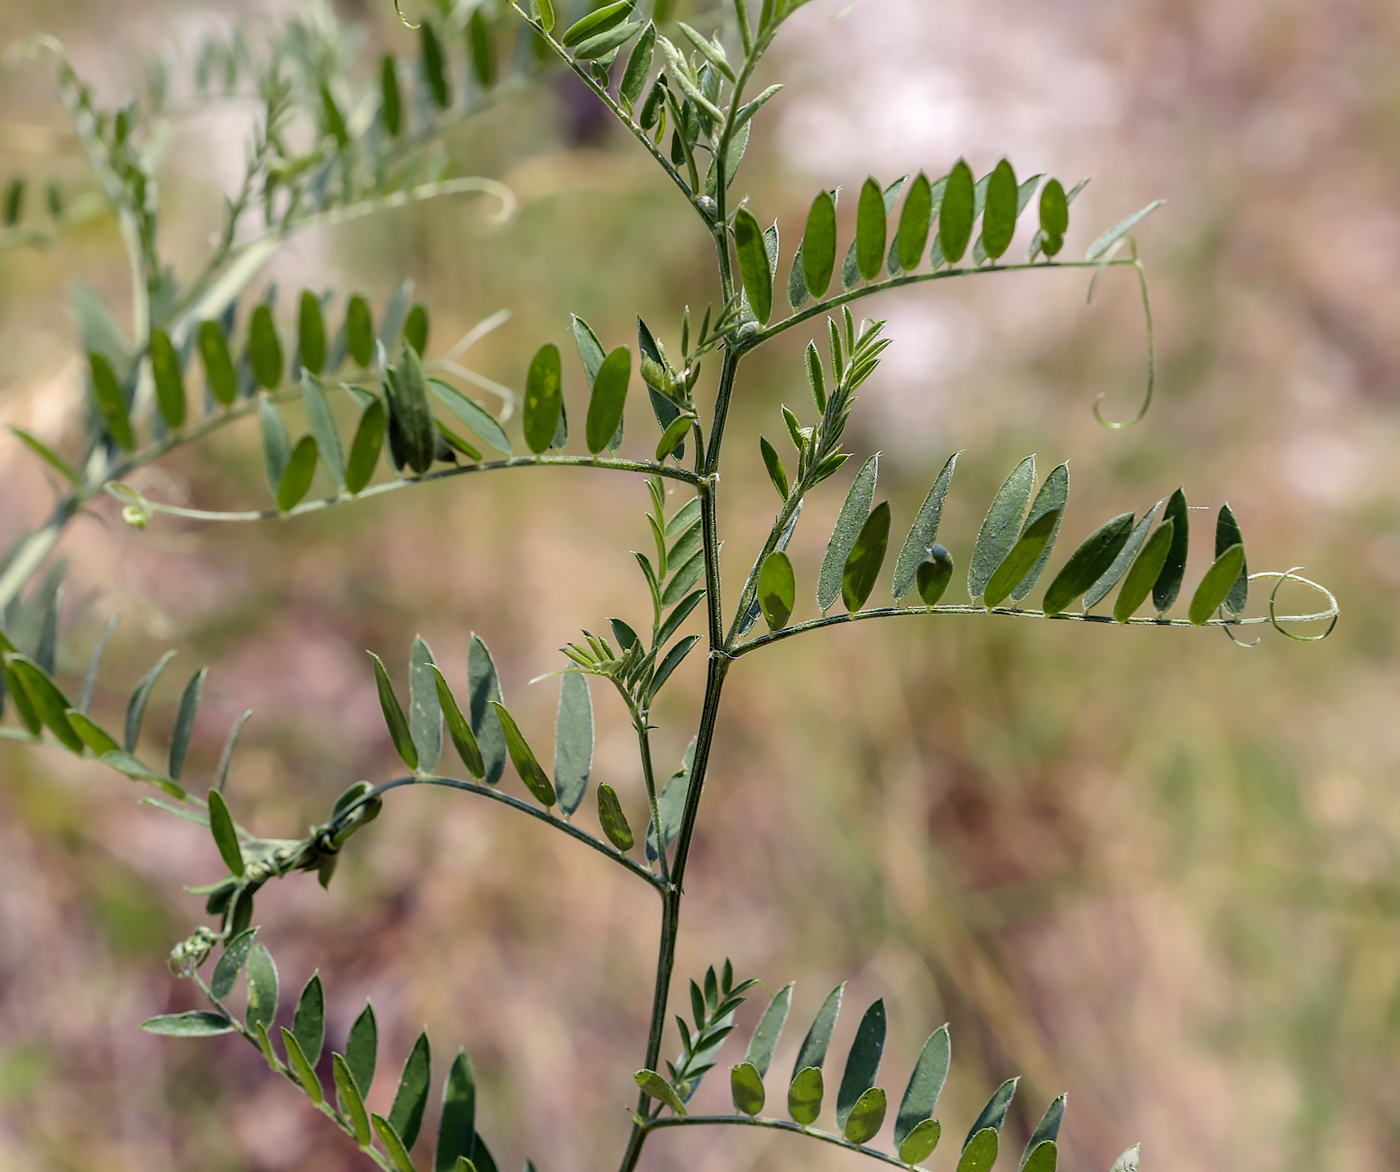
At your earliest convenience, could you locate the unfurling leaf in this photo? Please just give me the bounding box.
[757,550,796,631]
[597,783,634,851]
[731,1061,765,1116]
[1188,543,1244,626]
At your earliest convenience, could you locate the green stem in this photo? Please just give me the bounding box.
[636,720,672,887]
[643,1114,914,1170]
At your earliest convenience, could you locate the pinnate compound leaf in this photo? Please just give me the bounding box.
[282,1027,323,1104]
[207,789,245,876]
[984,509,1061,608]
[597,783,634,851]
[150,329,186,429]
[436,1051,477,1172]
[842,501,890,613]
[818,455,878,611]
[899,1118,942,1165]
[334,1054,372,1147]
[369,652,419,770]
[292,972,325,1066]
[1114,519,1174,623]
[758,550,796,631]
[957,1128,999,1172]
[734,208,773,325]
[523,343,563,454]
[490,702,556,807]
[1022,1095,1066,1167]
[1041,514,1135,615]
[803,190,838,298]
[1215,503,1249,614]
[836,999,886,1130]
[981,159,1017,260]
[635,1069,686,1115]
[788,1066,823,1126]
[346,1002,378,1096]
[277,435,319,512]
[731,1061,765,1115]
[585,346,630,454]
[211,927,258,999]
[199,321,237,405]
[245,944,279,1034]
[89,352,134,450]
[390,1031,432,1150]
[892,452,959,598]
[142,1011,236,1037]
[373,1114,418,1172]
[745,983,793,1077]
[1086,200,1165,262]
[939,160,975,264]
[793,983,844,1076]
[250,304,283,389]
[856,177,887,281]
[844,1087,887,1145]
[968,455,1035,601]
[1152,488,1190,613]
[409,636,443,773]
[554,671,593,816]
[1189,543,1244,626]
[896,1025,950,1145]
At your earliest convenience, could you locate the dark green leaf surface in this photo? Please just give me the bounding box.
[917,546,954,606]
[149,329,186,429]
[346,399,386,493]
[818,454,878,611]
[892,452,959,598]
[347,295,375,366]
[250,304,283,389]
[207,789,245,876]
[597,783,634,851]
[649,633,699,699]
[788,1066,823,1126]
[554,671,593,817]
[523,343,563,454]
[899,1118,942,1165]
[468,636,506,785]
[1010,462,1069,603]
[843,1087,887,1145]
[619,23,656,109]
[1113,518,1174,623]
[89,352,134,450]
[745,983,793,1077]
[939,160,974,264]
[373,1114,417,1172]
[895,1025,950,1145]
[409,636,442,773]
[957,1128,999,1172]
[1153,488,1190,614]
[1042,513,1135,615]
[803,190,838,298]
[245,944,279,1034]
[389,345,436,474]
[389,1031,432,1150]
[421,21,451,108]
[199,321,237,406]
[585,346,630,454]
[1022,1141,1058,1172]
[277,435,318,512]
[142,1011,236,1037]
[561,0,632,46]
[842,501,890,613]
[793,983,845,1076]
[168,666,206,780]
[836,999,886,1130]
[301,376,345,490]
[292,973,325,1067]
[346,1002,378,1096]
[490,702,556,807]
[968,455,1035,601]
[369,651,418,770]
[1189,543,1244,625]
[259,397,290,496]
[1085,501,1159,611]
[1215,503,1249,614]
[965,1078,1018,1146]
[467,8,495,85]
[760,436,789,500]
[981,159,1017,260]
[897,171,933,273]
[7,657,81,752]
[1022,1094,1066,1167]
[731,1062,765,1116]
[404,304,429,357]
[856,177,887,281]
[1039,179,1068,257]
[984,509,1060,608]
[436,1051,477,1172]
[379,54,402,135]
[758,550,796,631]
[432,665,484,779]
[734,208,773,325]
[211,927,258,1000]
[429,379,511,455]
[298,291,326,375]
[334,1054,372,1147]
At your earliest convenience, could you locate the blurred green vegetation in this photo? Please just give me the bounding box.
[2,1,1399,1171]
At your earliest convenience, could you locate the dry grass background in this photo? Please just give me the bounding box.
[1,1,1399,1171]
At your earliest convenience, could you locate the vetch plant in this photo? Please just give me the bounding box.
[0,2,1339,1171]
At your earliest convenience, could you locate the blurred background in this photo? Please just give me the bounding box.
[1,0,1398,1170]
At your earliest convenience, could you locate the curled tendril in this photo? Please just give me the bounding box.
[1091,249,1155,429]
[393,0,421,30]
[106,481,152,528]
[1256,568,1339,641]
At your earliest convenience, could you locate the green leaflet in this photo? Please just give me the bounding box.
[939,159,975,264]
[292,972,325,1066]
[347,294,375,367]
[89,352,134,450]
[573,20,643,59]
[536,0,556,35]
[389,1030,432,1150]
[793,983,844,1076]
[895,1025,950,1145]
[760,436,789,500]
[301,375,346,490]
[404,305,429,357]
[984,509,1061,608]
[346,399,386,494]
[346,1002,378,1097]
[835,998,886,1130]
[745,982,793,1077]
[843,1087,887,1145]
[554,671,593,817]
[619,23,656,109]
[803,190,838,299]
[818,454,878,611]
[897,171,933,273]
[758,550,795,631]
[1153,487,1190,614]
[379,54,402,136]
[490,701,556,807]
[334,1054,372,1147]
[1039,179,1068,258]
[968,455,1035,602]
[917,546,954,606]
[1086,199,1165,261]
[277,435,319,512]
[369,651,419,770]
[429,379,511,455]
[168,666,206,780]
[7,656,81,752]
[66,709,119,756]
[468,8,495,86]
[788,243,809,310]
[211,927,257,999]
[245,944,278,1034]
[1215,503,1249,614]
[734,208,773,325]
[1085,501,1159,611]
[1114,518,1174,623]
[431,665,484,778]
[856,176,887,281]
[127,650,175,753]
[730,1061,765,1116]
[655,414,691,462]
[259,397,290,497]
[250,304,283,389]
[648,633,699,700]
[9,425,78,485]
[321,84,348,148]
[373,1114,417,1172]
[635,1069,687,1116]
[1022,1094,1066,1168]
[1022,1140,1058,1172]
[298,291,326,375]
[597,783,634,851]
[957,1128,999,1172]
[149,329,186,429]
[206,789,244,876]
[436,1051,477,1172]
[1009,462,1069,603]
[1189,543,1245,626]
[899,1118,942,1165]
[1110,1144,1141,1172]
[141,1011,236,1037]
[585,346,630,454]
[842,501,890,613]
[964,1077,1018,1145]
[892,451,959,599]
[1,659,39,736]
[1042,513,1135,615]
[523,343,563,454]
[787,1066,823,1126]
[468,635,506,785]
[980,158,1017,260]
[573,314,606,387]
[388,345,436,475]
[561,0,633,46]
[421,21,451,108]
[409,636,443,773]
